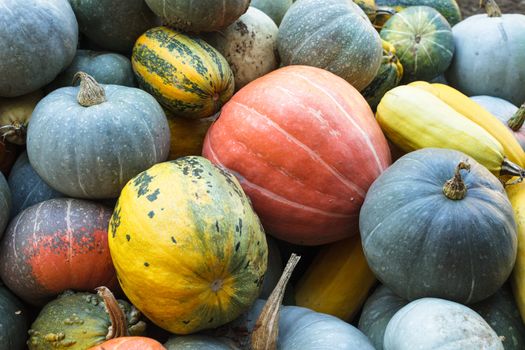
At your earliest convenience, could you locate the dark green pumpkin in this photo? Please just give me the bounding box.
[27,289,146,350]
[27,73,170,199]
[0,173,10,238]
[375,0,461,27]
[358,285,407,350]
[7,152,63,219]
[46,50,136,93]
[251,0,293,25]
[0,283,27,350]
[380,6,454,82]
[0,0,78,97]
[277,0,383,91]
[69,0,159,54]
[359,148,517,304]
[145,0,250,32]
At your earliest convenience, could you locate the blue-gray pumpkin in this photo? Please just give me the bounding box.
[0,173,11,238]
[277,0,382,91]
[7,152,64,219]
[0,283,27,350]
[0,0,78,97]
[360,148,517,304]
[47,50,136,93]
[69,0,160,54]
[27,72,170,199]
[251,0,293,25]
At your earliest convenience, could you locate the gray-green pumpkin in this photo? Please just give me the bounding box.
[277,0,382,91]
[359,148,517,304]
[0,173,11,238]
[251,0,293,25]
[69,0,159,54]
[380,6,454,82]
[0,0,78,97]
[27,73,170,199]
[47,50,136,93]
[7,152,64,219]
[0,283,27,350]
[204,7,279,91]
[145,0,250,32]
[384,298,504,349]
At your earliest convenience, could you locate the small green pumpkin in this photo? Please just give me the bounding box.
[374,0,462,27]
[27,287,146,350]
[380,6,454,82]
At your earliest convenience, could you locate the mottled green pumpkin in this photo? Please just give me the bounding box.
[108,156,268,334]
[47,50,136,92]
[380,6,454,82]
[374,0,461,27]
[27,289,146,350]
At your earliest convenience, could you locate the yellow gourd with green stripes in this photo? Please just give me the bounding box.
[132,26,234,119]
[108,156,267,334]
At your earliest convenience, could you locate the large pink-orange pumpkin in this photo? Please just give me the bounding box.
[203,65,391,245]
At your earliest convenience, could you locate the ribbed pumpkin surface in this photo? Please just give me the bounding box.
[88,337,166,350]
[132,26,234,119]
[203,65,391,245]
[108,157,267,334]
[374,0,462,27]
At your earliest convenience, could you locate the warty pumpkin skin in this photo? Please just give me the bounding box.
[0,198,117,306]
[7,152,64,220]
[27,73,170,199]
[0,173,10,238]
[69,0,159,54]
[108,156,268,335]
[0,0,78,97]
[0,90,43,145]
[384,298,504,350]
[132,27,235,119]
[360,148,517,304]
[145,0,250,33]
[203,65,391,245]
[277,0,383,91]
[47,50,136,92]
[0,283,27,350]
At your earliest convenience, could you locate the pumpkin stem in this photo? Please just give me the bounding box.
[95,286,128,340]
[0,124,26,143]
[72,72,107,107]
[443,162,470,200]
[480,0,502,17]
[501,159,525,185]
[507,104,525,131]
[251,253,301,350]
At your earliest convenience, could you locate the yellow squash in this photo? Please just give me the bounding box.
[506,183,525,323]
[294,235,376,322]
[410,81,525,167]
[108,156,267,334]
[377,85,524,178]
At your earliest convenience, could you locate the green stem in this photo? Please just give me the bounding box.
[480,0,503,17]
[507,104,525,131]
[443,162,470,200]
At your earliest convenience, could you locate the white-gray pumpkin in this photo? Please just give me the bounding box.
[204,7,279,91]
[27,73,170,199]
[0,0,78,97]
[446,3,525,106]
[384,298,504,350]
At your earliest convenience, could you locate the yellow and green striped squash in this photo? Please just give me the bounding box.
[132,26,235,119]
[108,156,268,334]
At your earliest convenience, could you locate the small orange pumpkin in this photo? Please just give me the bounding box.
[88,337,166,350]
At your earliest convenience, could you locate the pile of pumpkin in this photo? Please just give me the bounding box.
[1,0,525,349]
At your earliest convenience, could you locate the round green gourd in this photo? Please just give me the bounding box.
[375,0,461,26]
[46,50,136,92]
[251,0,293,25]
[277,0,383,91]
[384,298,504,349]
[380,6,454,82]
[27,288,146,350]
[0,173,11,238]
[69,0,159,54]
[0,0,78,97]
[27,73,170,199]
[359,148,517,304]
[0,283,27,350]
[144,0,250,32]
